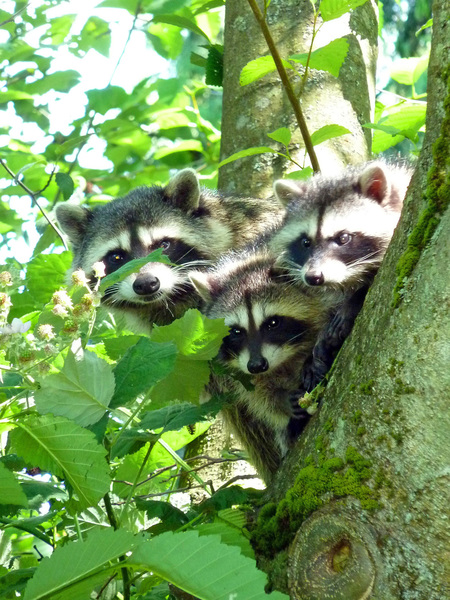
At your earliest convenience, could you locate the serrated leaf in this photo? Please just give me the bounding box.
[197,522,254,559]
[55,172,74,200]
[111,338,177,408]
[369,102,427,153]
[103,335,142,360]
[290,37,349,77]
[150,356,211,405]
[320,0,369,21]
[390,56,429,86]
[310,124,351,146]
[267,127,291,147]
[218,508,247,530]
[99,248,171,293]
[151,310,228,360]
[218,146,277,168]
[205,44,223,87]
[239,55,293,86]
[35,350,115,427]
[23,529,138,600]
[86,86,128,114]
[130,531,289,600]
[0,463,28,507]
[10,415,109,510]
[141,396,224,432]
[26,252,72,305]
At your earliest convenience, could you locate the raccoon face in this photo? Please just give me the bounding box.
[272,162,406,290]
[221,306,311,375]
[56,170,216,325]
[97,226,206,310]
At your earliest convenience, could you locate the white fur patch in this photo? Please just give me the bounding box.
[321,203,399,240]
[260,343,297,372]
[137,225,182,247]
[84,231,131,272]
[114,263,182,304]
[224,307,249,330]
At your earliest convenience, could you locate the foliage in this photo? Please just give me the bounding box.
[0,0,430,598]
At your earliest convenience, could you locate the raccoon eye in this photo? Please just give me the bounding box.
[336,233,352,246]
[299,236,311,248]
[160,240,171,250]
[105,250,127,265]
[265,317,280,330]
[230,326,243,336]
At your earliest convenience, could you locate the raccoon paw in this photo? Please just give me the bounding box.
[301,355,329,392]
[287,390,311,420]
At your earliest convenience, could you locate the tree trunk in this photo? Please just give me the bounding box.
[257,2,449,598]
[219,0,377,196]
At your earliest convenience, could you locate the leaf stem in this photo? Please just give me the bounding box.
[246,0,320,172]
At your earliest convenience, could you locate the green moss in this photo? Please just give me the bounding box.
[352,410,362,424]
[393,65,450,307]
[323,418,334,432]
[359,379,374,395]
[393,378,416,395]
[357,426,367,436]
[251,446,379,557]
[349,383,356,392]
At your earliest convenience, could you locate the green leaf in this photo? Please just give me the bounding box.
[200,486,255,513]
[23,529,138,600]
[310,124,351,146]
[111,338,177,408]
[55,173,74,200]
[34,350,115,427]
[140,397,224,432]
[285,167,314,180]
[267,127,291,147]
[240,55,293,86]
[26,252,72,305]
[26,71,80,95]
[390,56,429,86]
[150,356,210,405]
[320,0,369,21]
[135,499,189,528]
[152,14,210,41]
[218,146,277,168]
[86,86,128,114]
[10,415,110,510]
[0,463,28,507]
[151,310,228,360]
[130,531,289,600]
[99,248,171,292]
[290,37,349,77]
[103,335,142,360]
[369,102,427,153]
[197,522,254,559]
[416,18,432,36]
[205,45,223,87]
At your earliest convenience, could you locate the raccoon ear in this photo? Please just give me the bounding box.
[55,203,91,246]
[189,271,212,303]
[273,179,306,207]
[165,168,201,211]
[359,163,391,205]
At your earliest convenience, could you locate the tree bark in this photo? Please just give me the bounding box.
[259,2,450,598]
[219,0,378,196]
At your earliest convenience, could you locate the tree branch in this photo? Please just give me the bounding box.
[246,0,320,172]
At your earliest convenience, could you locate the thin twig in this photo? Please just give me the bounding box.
[246,0,320,172]
[103,493,132,600]
[0,157,68,249]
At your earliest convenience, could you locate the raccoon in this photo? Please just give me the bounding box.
[190,247,332,482]
[270,160,412,390]
[56,169,283,333]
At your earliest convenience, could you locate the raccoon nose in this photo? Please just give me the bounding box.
[247,357,269,374]
[305,271,324,286]
[133,274,160,295]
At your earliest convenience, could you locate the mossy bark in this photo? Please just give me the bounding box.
[257,2,450,598]
[219,0,377,196]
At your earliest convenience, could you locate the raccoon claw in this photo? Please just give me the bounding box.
[288,390,311,420]
[301,355,329,393]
